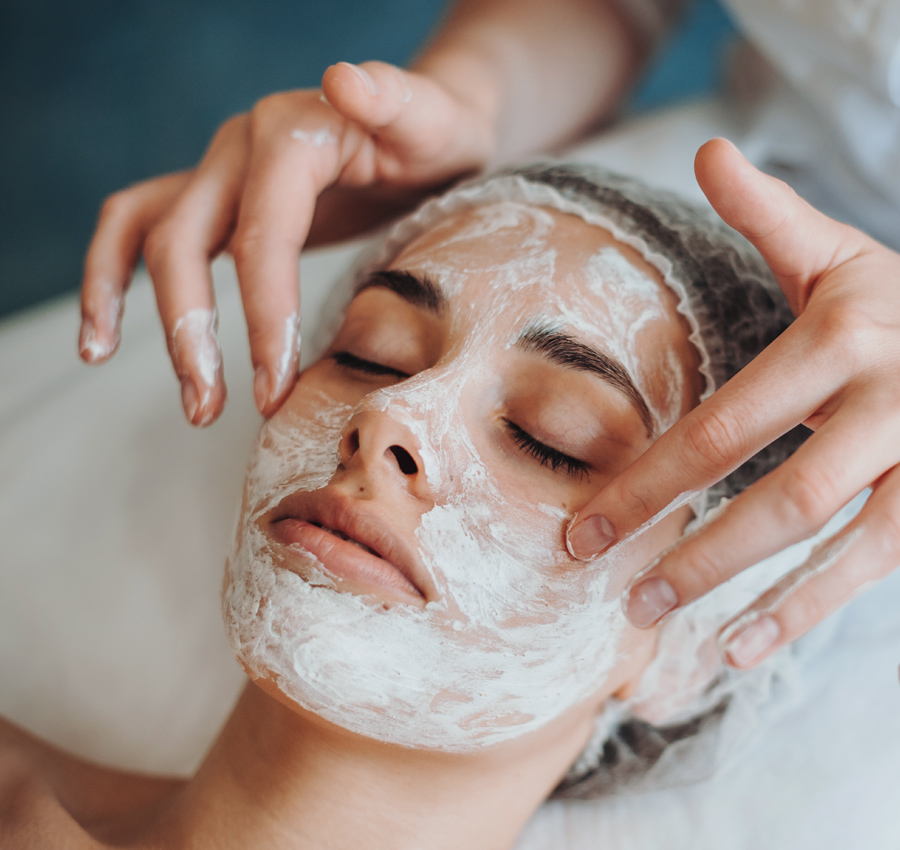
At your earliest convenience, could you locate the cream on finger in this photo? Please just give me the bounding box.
[170,307,224,426]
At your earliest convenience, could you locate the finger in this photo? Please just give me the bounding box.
[321,61,491,180]
[81,172,190,362]
[144,116,250,426]
[719,462,900,667]
[694,138,871,313]
[232,98,344,416]
[565,309,836,562]
[622,402,900,627]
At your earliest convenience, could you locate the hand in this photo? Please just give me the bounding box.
[79,61,493,425]
[566,138,900,668]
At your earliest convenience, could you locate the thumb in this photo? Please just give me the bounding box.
[321,61,414,131]
[694,138,865,312]
[321,61,492,176]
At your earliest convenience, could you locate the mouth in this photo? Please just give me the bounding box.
[312,523,381,556]
[266,493,428,605]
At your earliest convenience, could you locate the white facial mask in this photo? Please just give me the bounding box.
[223,203,685,752]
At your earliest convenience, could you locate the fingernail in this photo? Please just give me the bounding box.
[79,318,111,362]
[338,61,379,96]
[270,314,302,403]
[724,615,780,667]
[624,577,678,628]
[254,366,271,413]
[79,319,97,360]
[319,90,331,105]
[566,514,616,560]
[181,378,199,423]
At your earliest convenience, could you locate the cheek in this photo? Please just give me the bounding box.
[243,385,355,519]
[281,362,363,412]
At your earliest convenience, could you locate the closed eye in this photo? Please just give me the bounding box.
[332,351,410,380]
[503,418,590,479]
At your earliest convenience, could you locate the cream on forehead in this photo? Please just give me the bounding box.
[393,202,683,433]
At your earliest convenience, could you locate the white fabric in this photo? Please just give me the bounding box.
[723,0,900,248]
[1,101,898,845]
[0,245,364,773]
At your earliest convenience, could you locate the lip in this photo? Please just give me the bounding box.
[266,490,429,605]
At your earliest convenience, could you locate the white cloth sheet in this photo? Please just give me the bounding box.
[1,100,898,847]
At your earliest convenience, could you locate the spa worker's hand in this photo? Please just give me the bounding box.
[567,137,900,669]
[78,0,648,427]
[78,60,494,425]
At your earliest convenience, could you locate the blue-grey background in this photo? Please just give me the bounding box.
[0,0,735,319]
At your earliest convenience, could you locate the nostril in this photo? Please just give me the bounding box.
[345,429,361,456]
[388,445,418,475]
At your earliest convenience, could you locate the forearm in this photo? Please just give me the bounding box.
[412,0,654,164]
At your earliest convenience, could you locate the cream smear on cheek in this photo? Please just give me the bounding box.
[224,203,680,752]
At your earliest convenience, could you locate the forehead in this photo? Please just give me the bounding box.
[384,202,701,427]
[388,202,666,310]
[386,203,678,337]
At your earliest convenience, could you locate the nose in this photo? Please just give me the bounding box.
[338,409,430,498]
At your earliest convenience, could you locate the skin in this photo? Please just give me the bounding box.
[3,209,701,849]
[77,0,900,668]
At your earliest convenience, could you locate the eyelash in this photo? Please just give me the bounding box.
[503,418,590,479]
[334,352,588,479]
[332,351,410,379]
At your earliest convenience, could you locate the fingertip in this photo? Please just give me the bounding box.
[181,378,200,423]
[322,60,412,129]
[698,136,741,158]
[360,60,412,103]
[622,576,679,628]
[80,276,126,363]
[719,613,781,668]
[694,137,750,193]
[182,372,227,427]
[253,366,270,416]
[79,316,120,364]
[251,311,301,417]
[169,308,226,426]
[565,513,616,560]
[323,61,379,107]
[194,391,226,428]
[253,363,299,418]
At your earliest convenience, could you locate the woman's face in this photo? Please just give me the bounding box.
[223,203,703,752]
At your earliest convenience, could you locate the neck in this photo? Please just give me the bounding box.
[152,682,592,850]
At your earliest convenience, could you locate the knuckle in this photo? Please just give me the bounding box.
[230,223,267,268]
[683,406,747,477]
[250,93,291,135]
[675,541,724,599]
[807,303,873,371]
[142,222,177,273]
[98,189,135,223]
[210,114,246,148]
[777,463,838,531]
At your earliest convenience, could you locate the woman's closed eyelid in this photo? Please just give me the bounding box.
[503,417,591,479]
[331,351,411,380]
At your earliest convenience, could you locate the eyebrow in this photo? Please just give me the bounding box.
[356,269,447,315]
[516,323,655,435]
